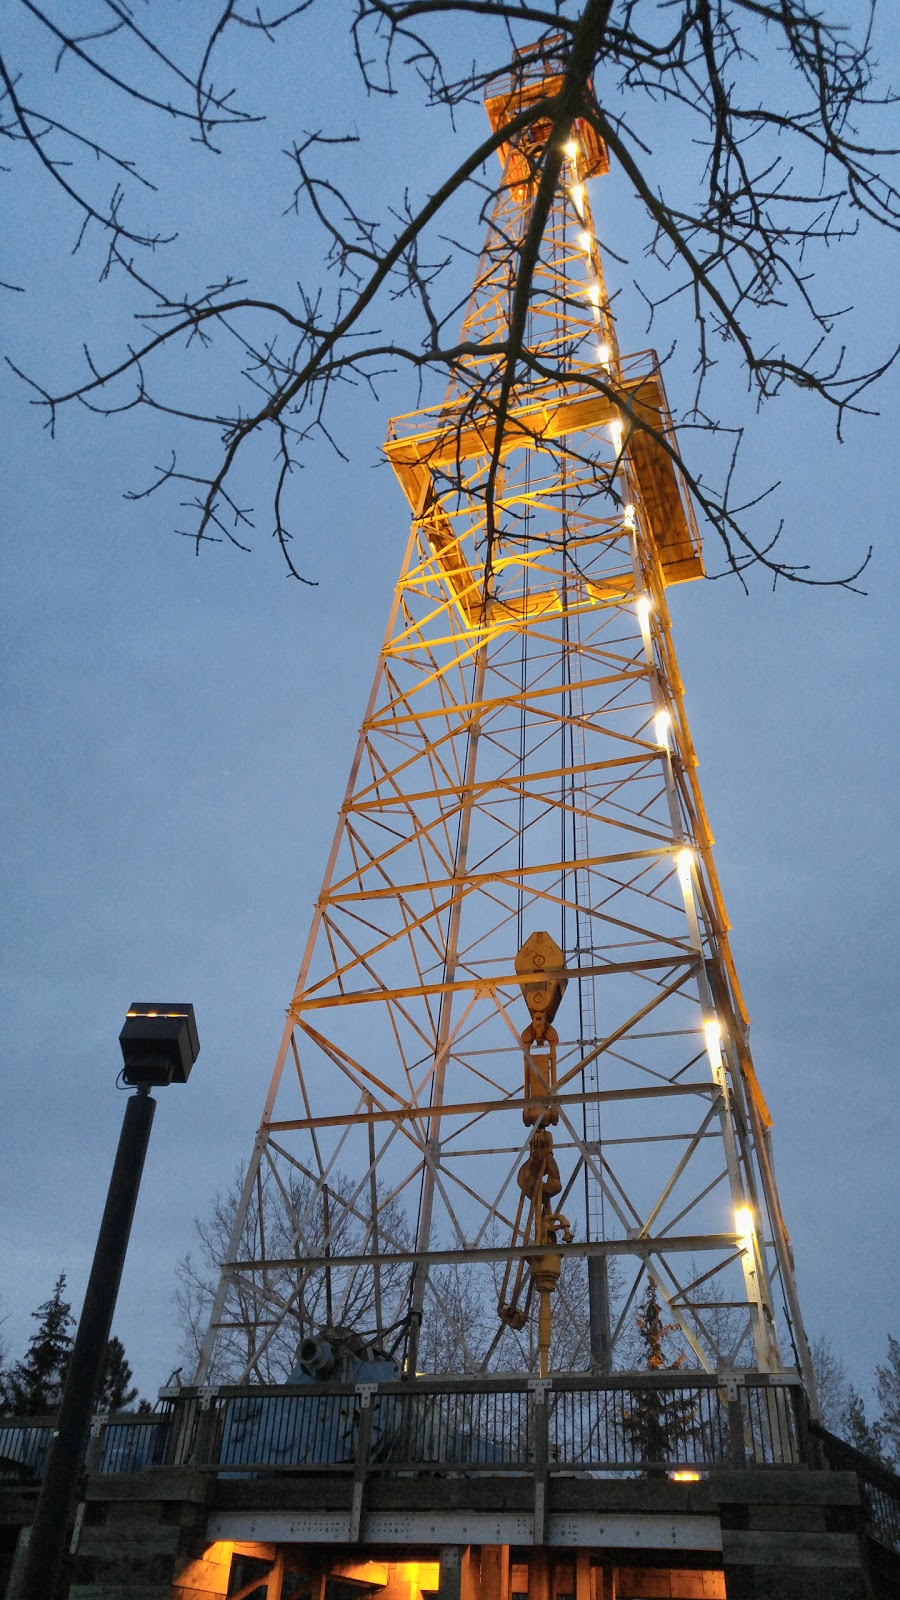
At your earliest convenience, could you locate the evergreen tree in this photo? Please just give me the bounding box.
[636,1279,686,1376]
[97,1335,139,1412]
[0,1279,143,1416]
[0,1273,74,1415]
[622,1281,695,1468]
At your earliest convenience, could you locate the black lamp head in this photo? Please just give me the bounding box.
[118,1003,200,1088]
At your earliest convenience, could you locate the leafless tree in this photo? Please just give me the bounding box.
[177,1174,597,1382]
[810,1331,900,1467]
[2,2,897,587]
[810,1331,850,1431]
[176,1164,413,1383]
[875,1334,900,1466]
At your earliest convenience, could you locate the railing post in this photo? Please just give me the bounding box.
[190,1388,221,1468]
[529,1378,551,1544]
[84,1412,106,1477]
[165,1392,197,1466]
[725,1378,746,1469]
[792,1382,823,1469]
[350,1383,377,1543]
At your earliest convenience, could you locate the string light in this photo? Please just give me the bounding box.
[564,139,579,158]
[610,420,623,454]
[623,502,636,528]
[577,230,592,251]
[654,708,671,747]
[596,341,611,366]
[636,595,651,627]
[570,184,586,219]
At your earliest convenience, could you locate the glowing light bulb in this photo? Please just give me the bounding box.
[610,420,623,454]
[577,230,591,251]
[676,848,694,890]
[570,184,586,218]
[623,501,636,527]
[636,595,652,627]
[654,708,671,747]
[703,1018,723,1071]
[587,282,601,308]
[596,341,611,366]
[735,1206,754,1240]
[564,139,579,158]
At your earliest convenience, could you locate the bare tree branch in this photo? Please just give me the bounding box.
[2,1,897,586]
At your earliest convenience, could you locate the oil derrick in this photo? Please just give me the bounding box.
[195,49,814,1403]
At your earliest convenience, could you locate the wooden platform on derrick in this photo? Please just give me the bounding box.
[2,1463,894,1600]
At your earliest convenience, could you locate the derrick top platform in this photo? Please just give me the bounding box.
[384,353,704,587]
[483,36,608,184]
[484,70,609,187]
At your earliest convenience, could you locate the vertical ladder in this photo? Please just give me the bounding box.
[568,599,612,1368]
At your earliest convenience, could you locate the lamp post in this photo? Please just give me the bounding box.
[16,1004,200,1600]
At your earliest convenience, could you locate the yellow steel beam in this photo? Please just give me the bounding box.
[385,371,703,586]
[293,953,700,1013]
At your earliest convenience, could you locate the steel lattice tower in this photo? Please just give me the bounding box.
[196,54,814,1400]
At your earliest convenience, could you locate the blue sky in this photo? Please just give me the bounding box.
[1,3,897,1405]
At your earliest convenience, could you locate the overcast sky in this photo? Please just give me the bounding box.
[1,3,897,1406]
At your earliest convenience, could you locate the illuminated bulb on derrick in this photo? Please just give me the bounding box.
[676,847,694,890]
[703,1016,723,1070]
[570,183,586,219]
[636,594,652,628]
[735,1206,755,1244]
[596,341,611,366]
[577,230,592,251]
[610,420,623,455]
[623,502,636,528]
[654,708,671,748]
[564,139,579,159]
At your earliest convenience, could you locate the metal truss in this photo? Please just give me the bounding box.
[196,60,815,1399]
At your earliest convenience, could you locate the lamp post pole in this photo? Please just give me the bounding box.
[14,1002,199,1600]
[17,1088,156,1600]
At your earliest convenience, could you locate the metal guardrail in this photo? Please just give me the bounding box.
[0,1422,54,1483]
[168,1372,807,1477]
[0,1413,173,1483]
[812,1424,900,1557]
[0,1374,808,1487]
[96,1415,173,1475]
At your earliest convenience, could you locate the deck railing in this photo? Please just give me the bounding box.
[181,1372,806,1477]
[0,1411,172,1483]
[813,1423,900,1557]
[5,1380,898,1560]
[0,1370,807,1486]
